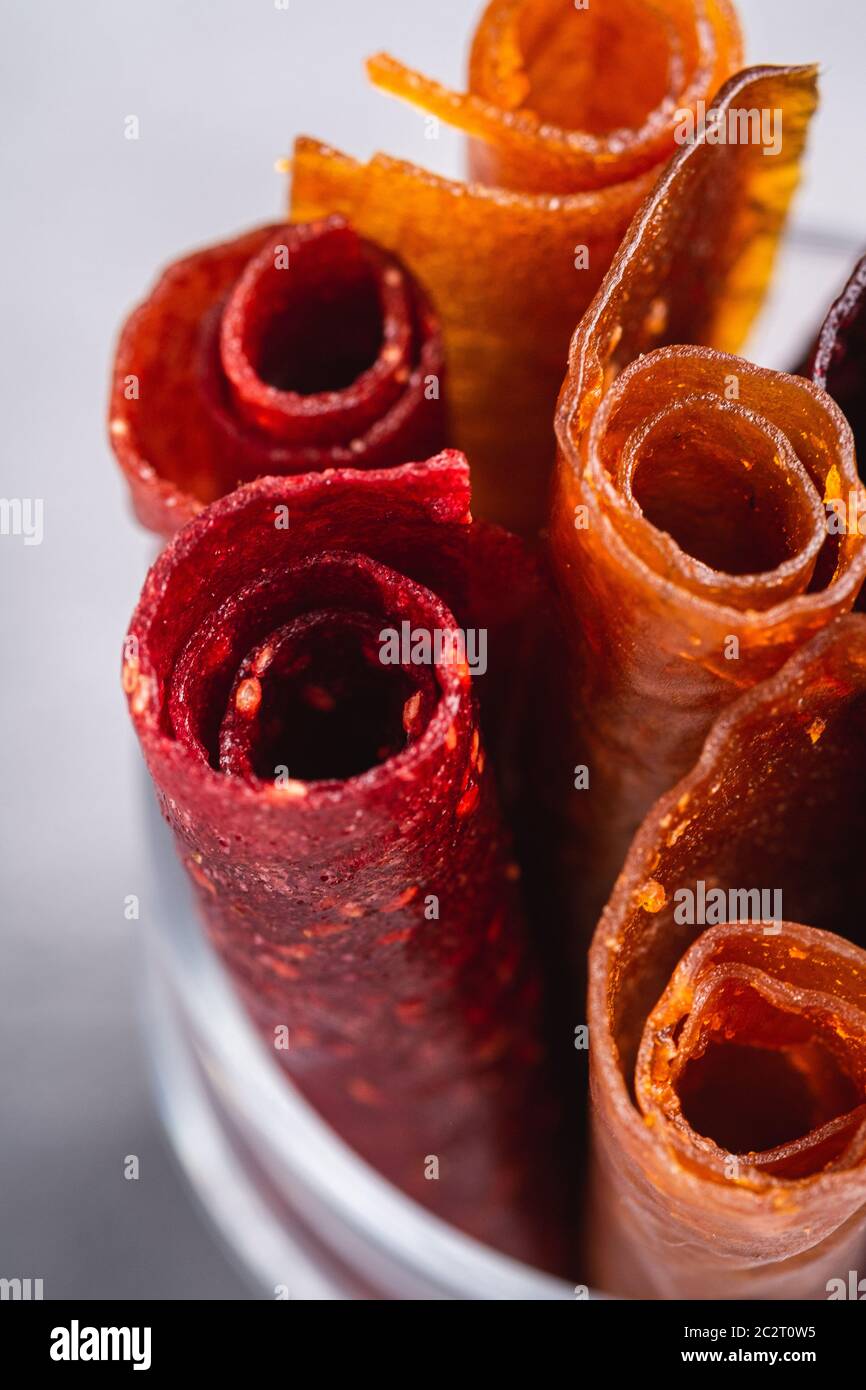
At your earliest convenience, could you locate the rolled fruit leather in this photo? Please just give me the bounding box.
[108,217,446,537]
[550,64,866,932]
[123,451,571,1274]
[588,615,866,1299]
[799,251,866,468]
[290,0,744,535]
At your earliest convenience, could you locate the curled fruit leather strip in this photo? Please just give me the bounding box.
[290,0,744,534]
[124,450,569,1272]
[588,616,866,1299]
[109,217,446,537]
[551,64,866,929]
[800,252,866,464]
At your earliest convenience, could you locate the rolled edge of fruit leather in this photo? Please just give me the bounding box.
[551,63,866,929]
[801,251,866,465]
[123,450,570,1274]
[108,217,446,537]
[372,0,742,194]
[587,615,866,1299]
[290,0,745,535]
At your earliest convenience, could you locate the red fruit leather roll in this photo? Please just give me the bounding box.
[290,0,744,534]
[801,252,866,464]
[588,616,866,1299]
[123,450,568,1273]
[550,64,866,929]
[109,217,446,537]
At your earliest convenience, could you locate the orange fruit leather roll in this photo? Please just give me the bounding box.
[588,616,866,1299]
[551,64,866,928]
[289,0,744,534]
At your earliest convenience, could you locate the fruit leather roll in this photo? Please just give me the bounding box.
[109,217,445,537]
[123,450,568,1272]
[588,616,866,1299]
[550,64,866,927]
[290,0,744,534]
[800,252,866,463]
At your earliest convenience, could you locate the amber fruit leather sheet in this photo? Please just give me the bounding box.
[290,0,743,534]
[588,617,866,1299]
[550,64,866,929]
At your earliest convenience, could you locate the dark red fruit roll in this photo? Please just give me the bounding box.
[123,451,568,1273]
[801,252,866,461]
[109,217,446,537]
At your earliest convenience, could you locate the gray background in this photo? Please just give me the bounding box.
[1,0,864,1299]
